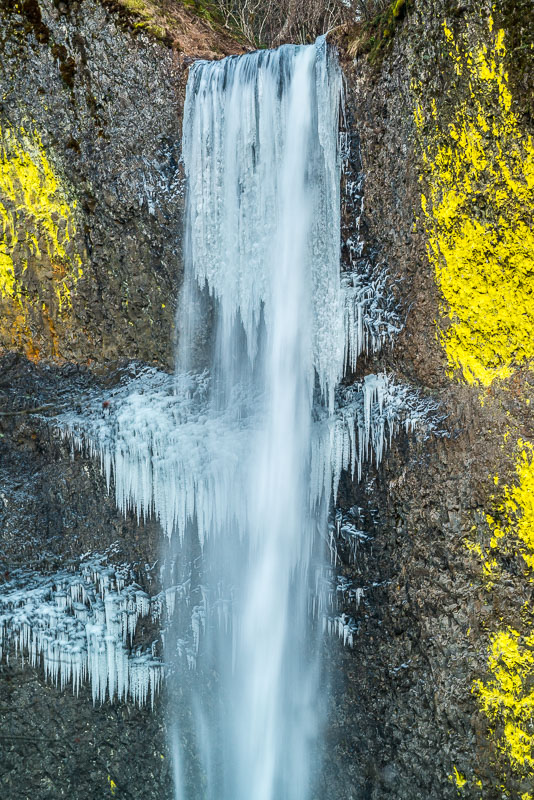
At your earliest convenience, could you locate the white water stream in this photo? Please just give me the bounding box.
[0,35,443,799]
[172,39,343,800]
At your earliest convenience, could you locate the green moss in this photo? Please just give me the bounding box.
[346,0,412,67]
[145,22,167,38]
[120,0,151,12]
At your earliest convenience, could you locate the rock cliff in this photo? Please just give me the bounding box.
[1,1,533,799]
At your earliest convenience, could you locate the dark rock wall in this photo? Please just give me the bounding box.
[328,2,534,798]
[0,0,242,366]
[0,356,172,799]
[1,1,533,799]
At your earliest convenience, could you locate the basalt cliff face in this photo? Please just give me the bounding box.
[328,4,534,798]
[0,0,244,367]
[1,2,533,799]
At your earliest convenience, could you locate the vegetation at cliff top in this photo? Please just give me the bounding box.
[345,0,410,66]
[109,0,244,45]
[112,0,403,49]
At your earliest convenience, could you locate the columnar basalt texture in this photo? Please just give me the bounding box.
[328,2,534,799]
[0,0,241,366]
[1,1,533,799]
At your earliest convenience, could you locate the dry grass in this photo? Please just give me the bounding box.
[104,0,247,58]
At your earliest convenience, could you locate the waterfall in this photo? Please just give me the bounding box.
[171,39,343,800]
[6,33,442,797]
[0,32,446,789]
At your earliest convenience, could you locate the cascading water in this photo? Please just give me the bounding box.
[171,39,343,800]
[6,32,441,799]
[0,28,446,797]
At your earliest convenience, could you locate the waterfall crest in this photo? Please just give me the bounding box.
[181,38,343,407]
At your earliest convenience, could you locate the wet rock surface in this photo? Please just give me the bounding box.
[0,660,171,800]
[1,1,533,799]
[327,2,534,798]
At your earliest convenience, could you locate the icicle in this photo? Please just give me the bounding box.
[0,557,162,707]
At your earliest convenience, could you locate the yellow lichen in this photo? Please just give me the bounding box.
[474,628,534,773]
[450,766,467,788]
[413,20,534,386]
[487,441,534,574]
[0,121,83,357]
[472,440,534,780]
[392,0,406,18]
[465,531,499,587]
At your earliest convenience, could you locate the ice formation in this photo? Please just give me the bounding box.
[0,554,162,707]
[309,371,444,513]
[35,36,443,800]
[340,121,403,372]
[332,371,444,487]
[182,38,344,409]
[59,368,255,546]
[319,507,375,647]
[342,266,403,372]
[58,369,441,552]
[333,506,370,562]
